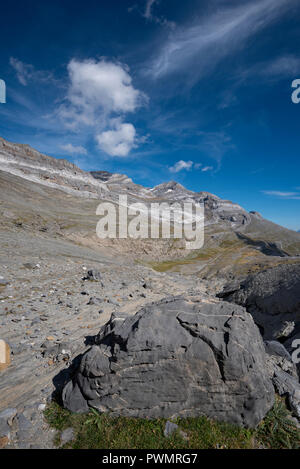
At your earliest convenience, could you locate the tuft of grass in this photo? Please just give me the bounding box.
[44,397,300,450]
[256,398,300,449]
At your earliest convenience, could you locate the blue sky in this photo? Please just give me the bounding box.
[0,0,300,230]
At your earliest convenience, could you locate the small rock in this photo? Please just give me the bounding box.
[61,427,74,445]
[164,421,178,437]
[0,418,10,438]
[23,263,36,270]
[38,404,46,412]
[275,321,296,341]
[83,270,102,283]
[87,297,103,306]
[0,408,17,426]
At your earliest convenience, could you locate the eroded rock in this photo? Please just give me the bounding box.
[62,295,274,428]
[218,264,300,340]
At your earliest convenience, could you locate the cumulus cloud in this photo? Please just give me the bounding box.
[96,120,136,157]
[57,59,147,157]
[60,143,87,155]
[10,57,55,86]
[169,160,194,173]
[69,59,144,113]
[148,0,296,79]
[169,160,208,173]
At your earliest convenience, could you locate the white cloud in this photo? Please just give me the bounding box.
[57,58,147,157]
[10,58,28,85]
[96,121,136,157]
[240,55,300,82]
[169,160,215,173]
[68,59,145,114]
[262,55,300,77]
[197,131,234,168]
[148,0,296,78]
[60,143,87,155]
[10,57,55,86]
[143,0,175,28]
[262,190,300,199]
[201,166,214,172]
[59,59,146,128]
[169,160,194,173]
[144,0,156,19]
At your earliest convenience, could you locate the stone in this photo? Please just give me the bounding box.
[272,368,300,420]
[164,421,178,437]
[62,296,275,428]
[0,278,9,287]
[17,414,33,439]
[274,321,296,341]
[0,339,11,371]
[0,408,17,426]
[265,341,292,361]
[87,297,103,306]
[265,341,297,377]
[0,418,10,438]
[218,264,300,340]
[61,427,75,446]
[84,270,102,282]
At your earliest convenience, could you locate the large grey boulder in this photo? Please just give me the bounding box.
[62,295,274,428]
[218,264,300,340]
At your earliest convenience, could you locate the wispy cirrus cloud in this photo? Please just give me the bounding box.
[10,57,56,86]
[201,166,214,173]
[147,0,296,79]
[262,190,300,200]
[237,55,300,83]
[60,143,87,155]
[144,0,156,19]
[143,0,175,29]
[196,131,234,169]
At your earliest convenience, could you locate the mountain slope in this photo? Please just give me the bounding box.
[0,136,300,280]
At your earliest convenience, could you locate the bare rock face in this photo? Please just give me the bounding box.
[62,296,274,428]
[218,264,300,340]
[0,340,10,372]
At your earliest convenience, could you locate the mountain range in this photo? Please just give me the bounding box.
[1,136,300,281]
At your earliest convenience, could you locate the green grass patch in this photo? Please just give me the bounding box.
[44,397,300,449]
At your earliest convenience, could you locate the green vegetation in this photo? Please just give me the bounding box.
[45,397,300,450]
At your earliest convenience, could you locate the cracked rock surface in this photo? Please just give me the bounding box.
[63,295,275,428]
